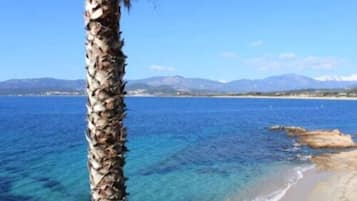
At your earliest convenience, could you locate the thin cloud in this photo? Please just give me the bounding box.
[315,74,357,81]
[245,53,343,71]
[249,40,264,47]
[149,65,176,72]
[279,53,297,60]
[303,56,339,69]
[220,51,239,59]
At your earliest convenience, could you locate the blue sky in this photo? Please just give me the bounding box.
[0,0,356,81]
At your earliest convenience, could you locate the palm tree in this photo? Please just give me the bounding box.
[85,0,130,200]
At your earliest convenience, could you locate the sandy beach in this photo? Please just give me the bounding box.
[268,126,357,201]
[280,150,357,201]
[211,95,357,101]
[281,169,357,201]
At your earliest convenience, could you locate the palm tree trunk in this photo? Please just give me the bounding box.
[85,0,127,200]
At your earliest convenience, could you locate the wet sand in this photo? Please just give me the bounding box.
[279,167,330,201]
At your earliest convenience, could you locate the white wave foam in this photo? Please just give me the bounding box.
[284,140,302,152]
[284,146,300,152]
[293,142,301,147]
[251,165,315,201]
[292,139,301,147]
[296,154,312,161]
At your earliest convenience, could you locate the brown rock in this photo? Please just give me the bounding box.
[269,126,357,149]
[299,130,356,149]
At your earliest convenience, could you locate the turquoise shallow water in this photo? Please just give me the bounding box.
[0,97,356,201]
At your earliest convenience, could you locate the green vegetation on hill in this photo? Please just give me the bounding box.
[233,88,357,98]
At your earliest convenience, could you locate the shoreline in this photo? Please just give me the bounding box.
[279,169,357,201]
[117,95,357,100]
[1,94,357,101]
[252,126,357,201]
[115,95,357,101]
[210,95,357,101]
[278,167,330,201]
[253,164,316,201]
[279,149,357,201]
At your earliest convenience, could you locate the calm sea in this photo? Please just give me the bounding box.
[0,97,356,201]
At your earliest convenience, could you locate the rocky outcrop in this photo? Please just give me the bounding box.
[270,125,357,201]
[269,125,357,149]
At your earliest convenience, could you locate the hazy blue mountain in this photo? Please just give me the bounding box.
[128,74,357,93]
[224,74,318,92]
[0,78,85,95]
[0,78,85,90]
[129,75,224,91]
[1,74,357,95]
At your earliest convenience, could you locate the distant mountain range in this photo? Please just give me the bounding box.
[0,78,85,95]
[1,74,357,95]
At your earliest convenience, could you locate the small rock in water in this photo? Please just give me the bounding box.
[269,125,307,135]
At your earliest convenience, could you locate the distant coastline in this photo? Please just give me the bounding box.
[209,95,357,101]
[1,74,357,98]
[2,94,357,101]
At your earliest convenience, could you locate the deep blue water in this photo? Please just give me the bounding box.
[0,97,356,201]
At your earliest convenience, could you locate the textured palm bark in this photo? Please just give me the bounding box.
[85,0,128,200]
